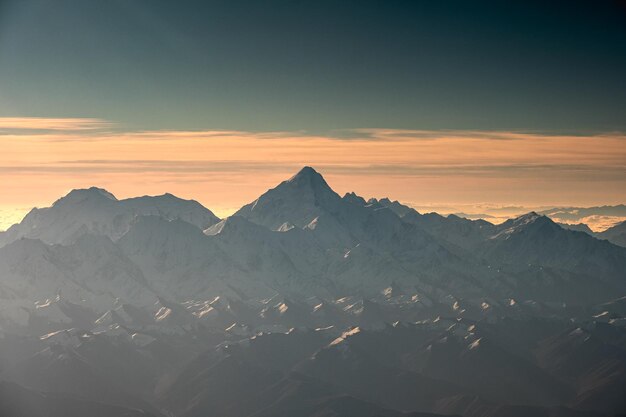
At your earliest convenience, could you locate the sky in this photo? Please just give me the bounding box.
[0,1,625,229]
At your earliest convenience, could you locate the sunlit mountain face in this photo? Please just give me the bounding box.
[1,1,626,416]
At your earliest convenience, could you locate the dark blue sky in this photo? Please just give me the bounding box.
[0,0,624,131]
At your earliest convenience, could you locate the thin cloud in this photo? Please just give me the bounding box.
[0,126,625,219]
[0,117,112,132]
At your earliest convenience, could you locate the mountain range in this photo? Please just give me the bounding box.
[0,166,625,417]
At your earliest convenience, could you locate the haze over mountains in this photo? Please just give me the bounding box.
[0,167,625,417]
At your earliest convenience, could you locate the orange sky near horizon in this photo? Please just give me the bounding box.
[1,118,625,230]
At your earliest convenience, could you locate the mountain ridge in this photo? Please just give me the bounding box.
[0,166,625,417]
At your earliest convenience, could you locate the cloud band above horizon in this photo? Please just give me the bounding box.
[1,117,625,229]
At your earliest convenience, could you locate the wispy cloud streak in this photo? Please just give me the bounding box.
[1,120,625,222]
[0,117,111,132]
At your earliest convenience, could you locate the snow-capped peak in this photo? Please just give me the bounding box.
[54,187,118,206]
[287,166,325,185]
[512,211,542,224]
[491,211,555,239]
[234,166,342,230]
[1,188,219,246]
[283,166,339,201]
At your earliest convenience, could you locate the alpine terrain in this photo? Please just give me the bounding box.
[0,167,625,417]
